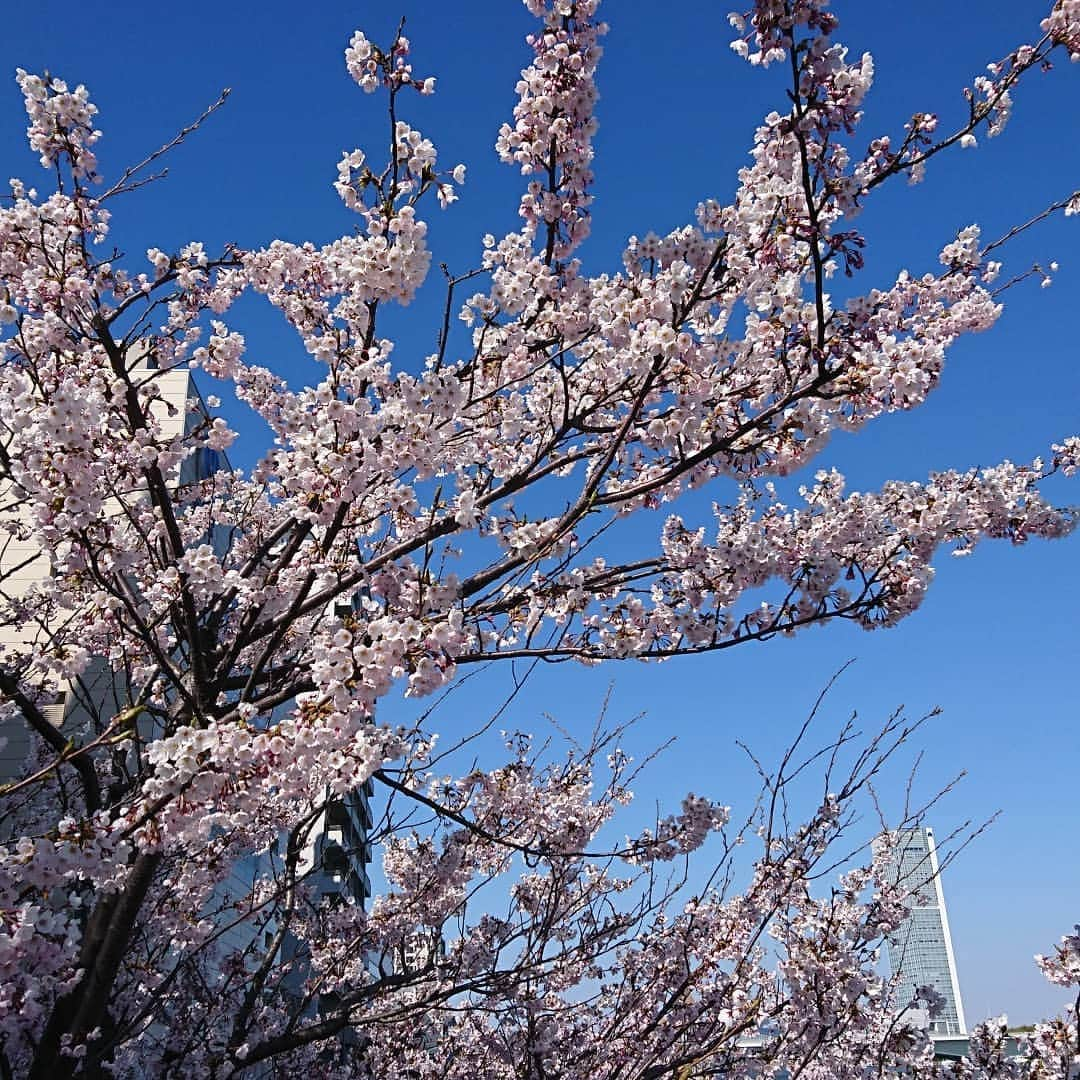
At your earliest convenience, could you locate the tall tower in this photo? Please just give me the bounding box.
[877,826,967,1035]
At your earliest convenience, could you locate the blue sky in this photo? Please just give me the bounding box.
[3,0,1078,1025]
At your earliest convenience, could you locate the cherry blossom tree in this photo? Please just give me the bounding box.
[1,0,1079,1076]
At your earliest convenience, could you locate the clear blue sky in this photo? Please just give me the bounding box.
[4,0,1078,1025]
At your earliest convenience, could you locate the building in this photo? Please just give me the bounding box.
[0,360,214,785]
[0,353,373,930]
[876,826,967,1036]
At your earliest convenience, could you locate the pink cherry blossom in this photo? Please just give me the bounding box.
[1,2,1079,1076]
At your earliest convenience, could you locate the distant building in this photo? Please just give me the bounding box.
[876,826,967,1036]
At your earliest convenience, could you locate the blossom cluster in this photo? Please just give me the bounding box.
[496,0,605,259]
[15,69,100,180]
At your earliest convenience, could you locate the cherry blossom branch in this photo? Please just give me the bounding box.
[100,88,231,201]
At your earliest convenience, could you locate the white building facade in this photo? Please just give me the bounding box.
[0,361,210,785]
[0,355,373,919]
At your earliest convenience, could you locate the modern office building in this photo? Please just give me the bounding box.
[876,826,967,1036]
[0,354,372,901]
[0,360,211,784]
